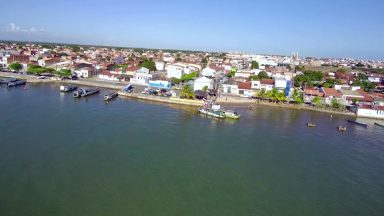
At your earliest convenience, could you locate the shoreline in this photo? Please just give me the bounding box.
[1,72,358,118]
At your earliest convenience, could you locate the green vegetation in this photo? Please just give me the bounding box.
[331,98,343,109]
[256,88,287,103]
[295,65,305,71]
[226,67,237,78]
[250,61,259,69]
[180,85,195,99]
[201,58,208,64]
[250,71,269,80]
[27,65,55,74]
[322,78,341,88]
[139,59,156,71]
[354,80,376,92]
[294,70,323,87]
[312,96,322,106]
[171,72,198,84]
[8,62,23,71]
[202,86,208,92]
[292,88,304,104]
[56,69,72,77]
[71,46,81,52]
[336,68,347,73]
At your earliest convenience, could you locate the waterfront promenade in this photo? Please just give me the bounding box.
[1,72,356,117]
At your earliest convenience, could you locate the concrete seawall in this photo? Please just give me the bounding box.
[118,92,204,107]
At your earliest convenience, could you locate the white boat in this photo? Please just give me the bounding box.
[199,108,225,118]
[60,85,77,92]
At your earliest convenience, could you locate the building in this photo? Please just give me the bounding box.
[130,67,152,85]
[149,80,171,89]
[98,70,120,81]
[193,77,214,91]
[222,79,240,94]
[321,87,342,105]
[251,79,274,92]
[238,82,254,97]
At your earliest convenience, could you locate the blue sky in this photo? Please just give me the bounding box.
[1,0,383,60]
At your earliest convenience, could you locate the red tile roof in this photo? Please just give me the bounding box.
[260,79,274,85]
[304,88,323,96]
[321,87,342,97]
[238,82,252,90]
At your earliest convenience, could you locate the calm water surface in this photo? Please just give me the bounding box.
[0,83,383,216]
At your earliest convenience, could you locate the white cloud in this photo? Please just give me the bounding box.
[5,22,45,34]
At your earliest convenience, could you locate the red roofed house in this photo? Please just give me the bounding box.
[237,82,254,97]
[304,87,324,103]
[321,87,342,105]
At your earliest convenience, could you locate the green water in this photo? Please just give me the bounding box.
[0,83,383,216]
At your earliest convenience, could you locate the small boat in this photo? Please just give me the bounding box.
[81,88,100,97]
[74,88,100,98]
[347,120,368,128]
[73,89,83,98]
[222,110,240,119]
[306,122,316,127]
[198,108,225,118]
[60,85,77,92]
[1,78,18,84]
[374,122,384,127]
[7,80,26,87]
[104,92,118,101]
[337,126,347,131]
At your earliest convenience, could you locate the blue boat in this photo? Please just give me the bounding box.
[347,120,368,128]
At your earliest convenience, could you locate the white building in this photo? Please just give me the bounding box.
[201,67,216,77]
[155,61,165,71]
[193,77,214,91]
[130,67,152,85]
[166,64,184,79]
[98,70,119,81]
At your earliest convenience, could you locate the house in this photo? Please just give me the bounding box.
[130,67,152,85]
[166,64,184,79]
[222,79,240,94]
[238,82,254,97]
[73,66,96,78]
[193,77,214,91]
[98,70,119,81]
[303,87,324,103]
[201,67,216,77]
[368,75,381,83]
[321,87,342,105]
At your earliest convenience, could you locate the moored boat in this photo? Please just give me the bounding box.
[73,89,83,98]
[81,88,100,97]
[374,122,384,127]
[306,122,316,127]
[7,80,26,87]
[222,110,240,119]
[347,120,368,128]
[337,126,347,131]
[104,92,118,101]
[60,85,77,92]
[198,108,225,118]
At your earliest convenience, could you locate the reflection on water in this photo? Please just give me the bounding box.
[0,84,383,216]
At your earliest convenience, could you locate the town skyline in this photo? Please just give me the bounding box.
[1,0,383,60]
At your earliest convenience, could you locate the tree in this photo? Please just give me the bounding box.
[257,71,269,79]
[171,77,182,84]
[202,86,208,92]
[352,98,358,105]
[322,78,341,88]
[251,61,259,69]
[292,88,304,104]
[226,67,237,78]
[286,64,292,70]
[331,98,342,109]
[56,69,72,77]
[357,73,368,81]
[71,46,80,52]
[312,96,322,106]
[180,85,195,99]
[180,72,198,82]
[139,59,156,71]
[9,62,23,71]
[201,58,208,64]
